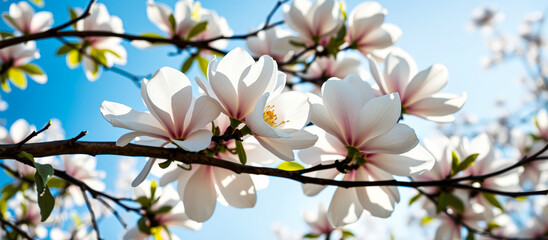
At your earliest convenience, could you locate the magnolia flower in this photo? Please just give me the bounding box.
[101,67,221,187]
[535,108,548,140]
[412,136,454,194]
[300,52,361,80]
[123,181,201,240]
[346,2,402,59]
[69,3,127,81]
[142,0,232,50]
[197,48,317,160]
[2,1,53,34]
[368,48,467,122]
[8,195,48,238]
[303,204,336,236]
[50,227,97,240]
[282,0,343,46]
[61,155,106,206]
[0,39,46,92]
[469,6,504,33]
[300,75,434,226]
[246,26,292,62]
[0,118,42,144]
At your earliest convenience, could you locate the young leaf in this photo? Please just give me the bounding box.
[18,64,44,75]
[420,216,434,225]
[466,231,475,240]
[408,192,422,205]
[437,192,464,213]
[102,49,122,59]
[67,50,82,67]
[36,184,55,221]
[303,233,320,239]
[0,32,15,38]
[235,139,247,165]
[91,49,108,67]
[2,15,18,30]
[187,21,208,39]
[181,56,194,73]
[56,44,75,56]
[196,55,209,77]
[481,192,504,211]
[8,68,27,89]
[150,181,157,201]
[68,7,79,29]
[140,33,165,39]
[289,40,307,48]
[450,151,460,176]
[138,217,152,234]
[158,159,173,169]
[168,14,177,33]
[454,153,478,174]
[341,230,355,238]
[277,162,305,171]
[34,162,54,194]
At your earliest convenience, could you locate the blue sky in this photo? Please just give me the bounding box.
[1,0,547,239]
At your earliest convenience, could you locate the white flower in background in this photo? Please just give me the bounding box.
[282,0,343,46]
[142,0,232,50]
[511,128,548,188]
[50,226,97,240]
[61,155,106,206]
[0,118,42,144]
[300,52,361,81]
[123,181,201,240]
[2,1,53,34]
[246,26,292,62]
[157,115,277,222]
[368,48,467,122]
[8,195,48,238]
[346,2,402,60]
[300,75,433,226]
[412,135,454,194]
[197,48,317,160]
[115,157,139,195]
[101,67,221,187]
[469,6,504,33]
[69,3,127,81]
[535,108,548,141]
[0,39,46,92]
[303,204,336,236]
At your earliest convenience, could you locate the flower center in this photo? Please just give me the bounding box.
[263,105,289,128]
[191,2,202,21]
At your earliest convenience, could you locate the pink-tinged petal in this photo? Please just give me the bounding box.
[183,166,217,222]
[302,168,339,196]
[283,1,313,39]
[141,79,176,136]
[355,166,398,218]
[367,56,388,94]
[298,126,345,165]
[267,91,310,130]
[404,64,449,105]
[355,93,401,145]
[171,129,213,152]
[213,168,256,208]
[215,47,255,87]
[405,93,467,123]
[345,74,375,103]
[383,51,414,95]
[146,0,173,34]
[116,131,165,147]
[434,219,460,240]
[183,96,221,137]
[327,174,363,227]
[100,101,166,136]
[254,135,295,161]
[208,66,239,118]
[310,103,342,141]
[237,55,277,118]
[322,78,363,145]
[349,2,385,40]
[131,158,156,187]
[29,11,53,33]
[245,94,291,138]
[312,0,340,37]
[273,129,318,149]
[368,145,434,176]
[360,123,418,154]
[159,167,185,186]
[358,24,402,55]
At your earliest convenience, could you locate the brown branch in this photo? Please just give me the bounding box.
[81,188,101,240]
[0,213,34,240]
[47,0,96,33]
[15,120,51,148]
[1,141,547,197]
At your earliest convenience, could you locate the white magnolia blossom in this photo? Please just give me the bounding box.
[0,39,46,92]
[347,2,402,59]
[412,135,454,194]
[303,204,337,236]
[157,115,276,222]
[535,108,548,141]
[70,3,127,81]
[123,181,201,240]
[469,6,504,33]
[246,26,292,62]
[2,1,53,34]
[101,67,221,187]
[197,48,317,160]
[368,48,467,122]
[142,0,232,50]
[282,0,343,46]
[61,155,106,206]
[300,75,434,226]
[50,227,97,240]
[300,52,361,80]
[8,195,49,238]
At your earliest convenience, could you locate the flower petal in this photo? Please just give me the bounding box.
[405,93,467,123]
[172,129,213,152]
[355,166,398,218]
[327,174,363,227]
[355,93,401,145]
[213,168,256,208]
[183,166,217,222]
[360,123,418,154]
[131,158,156,187]
[404,64,449,105]
[368,145,435,176]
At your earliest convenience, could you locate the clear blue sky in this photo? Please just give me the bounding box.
[0,0,547,239]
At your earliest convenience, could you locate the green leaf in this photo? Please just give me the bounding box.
[168,14,177,33]
[8,68,27,89]
[303,233,320,239]
[0,32,14,38]
[235,139,247,165]
[91,49,108,66]
[180,56,194,73]
[229,118,242,129]
[437,192,464,213]
[67,50,82,67]
[289,40,307,48]
[46,177,66,188]
[450,151,459,176]
[140,33,165,39]
[0,183,19,215]
[68,7,78,29]
[408,192,422,205]
[102,49,122,59]
[277,162,305,171]
[152,206,173,214]
[341,230,355,238]
[187,21,208,39]
[138,217,151,234]
[158,159,173,169]
[18,64,44,75]
[454,153,478,174]
[487,221,501,230]
[466,231,475,240]
[57,44,75,56]
[20,151,56,221]
[421,216,434,225]
[36,184,54,221]
[528,133,543,141]
[135,196,150,207]
[196,55,209,77]
[34,162,54,194]
[481,192,504,211]
[2,15,18,31]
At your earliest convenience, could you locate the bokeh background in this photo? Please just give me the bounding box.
[1,0,547,239]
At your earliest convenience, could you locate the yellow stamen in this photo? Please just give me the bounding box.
[191,2,201,21]
[263,105,289,128]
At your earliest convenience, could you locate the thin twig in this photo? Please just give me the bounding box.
[68,131,88,144]
[15,120,51,148]
[95,198,127,228]
[0,213,34,240]
[81,188,102,240]
[47,0,96,33]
